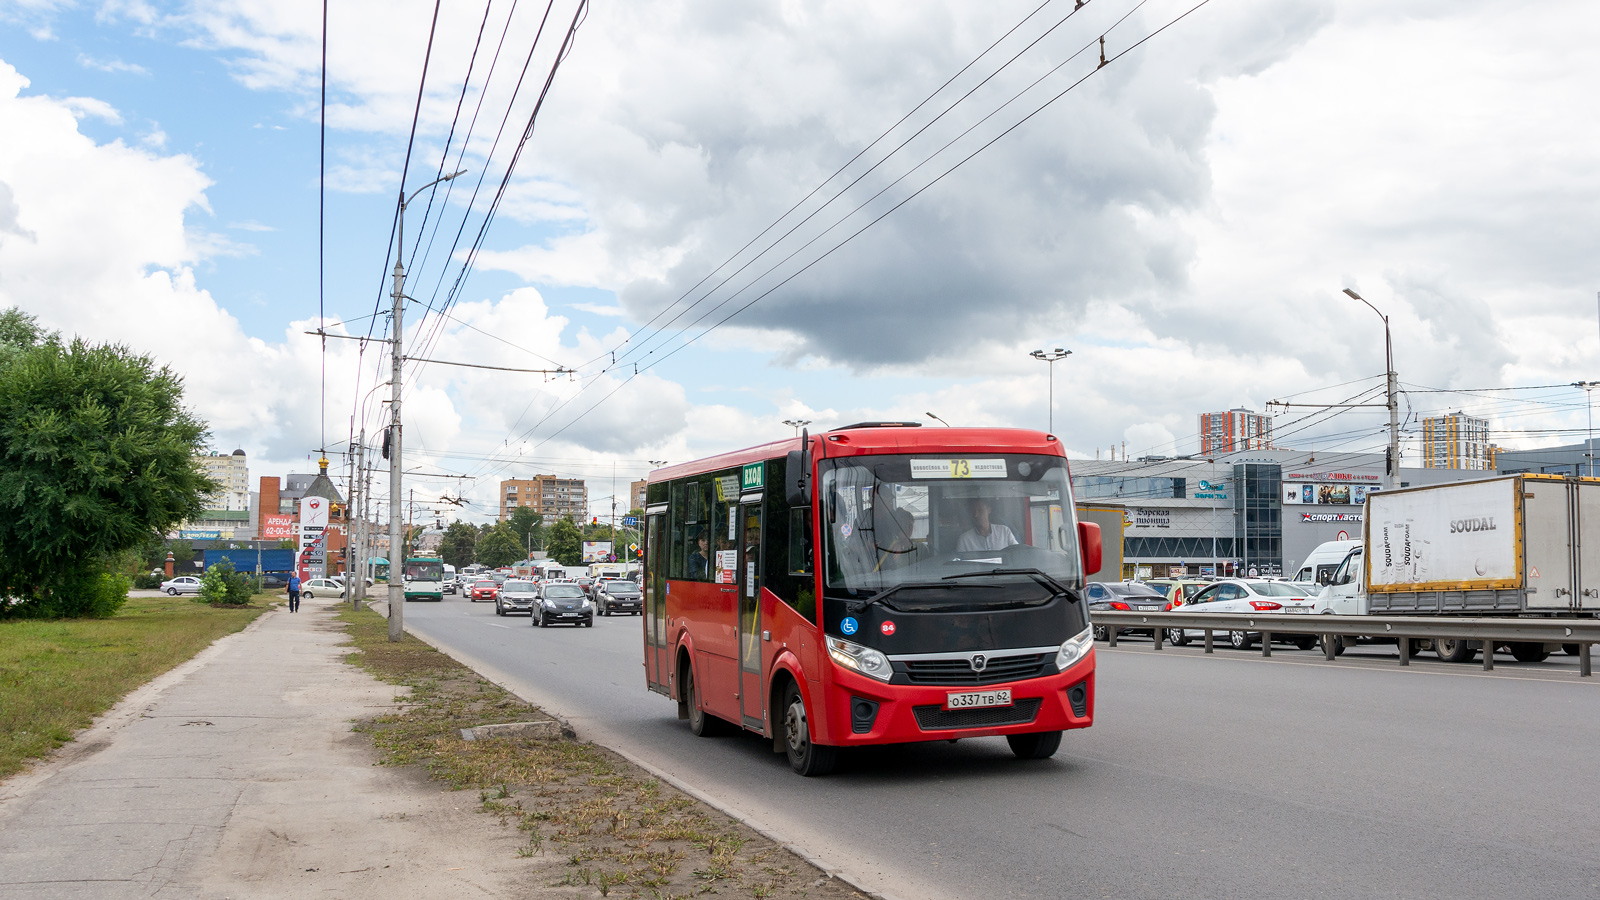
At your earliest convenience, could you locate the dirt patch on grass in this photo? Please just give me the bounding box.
[337,604,869,899]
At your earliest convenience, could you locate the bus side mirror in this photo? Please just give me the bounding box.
[785,448,810,507]
[1078,522,1102,576]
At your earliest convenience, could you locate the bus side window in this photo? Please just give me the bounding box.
[668,481,686,579]
[789,508,812,576]
[761,481,816,622]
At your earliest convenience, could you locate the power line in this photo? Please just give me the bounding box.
[465,0,1216,480]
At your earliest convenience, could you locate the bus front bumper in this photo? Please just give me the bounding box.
[816,654,1094,746]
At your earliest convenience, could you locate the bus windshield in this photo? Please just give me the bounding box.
[820,453,1081,603]
[404,560,443,582]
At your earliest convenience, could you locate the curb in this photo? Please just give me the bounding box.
[361,599,900,900]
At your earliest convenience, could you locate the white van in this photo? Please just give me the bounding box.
[1291,540,1361,587]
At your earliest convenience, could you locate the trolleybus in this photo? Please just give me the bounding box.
[403,556,445,601]
[642,422,1101,775]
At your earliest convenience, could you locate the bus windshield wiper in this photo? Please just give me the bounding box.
[844,582,958,615]
[941,567,1076,599]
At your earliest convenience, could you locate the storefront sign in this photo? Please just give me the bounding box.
[1301,512,1364,523]
[1283,471,1381,483]
[1194,479,1228,500]
[1123,508,1172,529]
[262,513,294,540]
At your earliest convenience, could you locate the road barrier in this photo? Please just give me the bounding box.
[1089,610,1600,677]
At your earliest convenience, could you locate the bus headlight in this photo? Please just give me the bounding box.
[1056,626,1094,671]
[826,636,894,682]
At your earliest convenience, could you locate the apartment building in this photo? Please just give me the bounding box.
[1422,411,1497,470]
[501,475,588,522]
[1198,408,1272,456]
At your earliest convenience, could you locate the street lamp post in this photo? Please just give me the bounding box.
[1576,381,1599,477]
[1029,348,1071,434]
[1342,289,1399,491]
[782,418,811,436]
[386,167,466,642]
[926,412,951,427]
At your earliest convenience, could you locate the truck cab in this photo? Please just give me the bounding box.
[1318,546,1367,616]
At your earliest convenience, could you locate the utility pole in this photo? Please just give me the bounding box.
[386,168,466,642]
[1342,289,1400,490]
[1267,289,1400,492]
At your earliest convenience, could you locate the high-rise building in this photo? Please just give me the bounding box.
[500,476,588,522]
[178,449,252,539]
[1199,409,1272,456]
[1422,411,1496,470]
[630,479,648,512]
[196,449,250,511]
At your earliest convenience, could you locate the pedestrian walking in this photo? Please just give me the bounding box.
[287,574,302,613]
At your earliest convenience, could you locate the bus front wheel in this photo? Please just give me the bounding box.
[782,683,837,776]
[1006,730,1062,760]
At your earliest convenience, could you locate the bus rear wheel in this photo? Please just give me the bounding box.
[683,664,725,737]
[1006,730,1062,760]
[782,683,837,776]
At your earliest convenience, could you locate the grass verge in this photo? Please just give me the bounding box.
[0,593,269,780]
[337,603,867,900]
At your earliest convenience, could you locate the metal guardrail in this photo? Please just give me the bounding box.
[1089,610,1600,677]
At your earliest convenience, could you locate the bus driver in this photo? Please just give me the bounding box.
[957,497,1019,552]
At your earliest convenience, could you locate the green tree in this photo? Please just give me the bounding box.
[0,310,216,618]
[547,516,583,567]
[438,520,479,569]
[506,506,544,552]
[474,524,524,568]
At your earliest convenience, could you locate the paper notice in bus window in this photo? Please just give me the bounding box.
[717,550,737,575]
[910,459,1007,479]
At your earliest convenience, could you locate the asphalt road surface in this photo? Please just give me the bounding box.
[398,597,1600,900]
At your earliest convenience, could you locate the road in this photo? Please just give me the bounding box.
[398,596,1600,900]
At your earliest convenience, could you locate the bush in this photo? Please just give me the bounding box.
[132,573,162,590]
[197,559,253,606]
[0,566,130,619]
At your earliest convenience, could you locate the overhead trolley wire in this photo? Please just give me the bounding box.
[466,0,1217,481]
[578,0,1102,375]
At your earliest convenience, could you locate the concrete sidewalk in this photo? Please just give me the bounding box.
[0,598,536,900]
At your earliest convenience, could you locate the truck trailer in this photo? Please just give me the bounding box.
[1319,474,1599,662]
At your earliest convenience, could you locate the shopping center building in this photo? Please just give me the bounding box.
[1071,448,1497,580]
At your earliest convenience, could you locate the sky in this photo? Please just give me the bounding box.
[1,0,1597,523]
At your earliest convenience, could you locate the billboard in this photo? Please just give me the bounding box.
[262,513,295,540]
[581,541,613,562]
[298,497,331,579]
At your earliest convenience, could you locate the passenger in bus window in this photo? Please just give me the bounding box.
[688,530,710,580]
[957,497,1019,552]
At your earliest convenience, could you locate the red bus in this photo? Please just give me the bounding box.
[641,422,1102,775]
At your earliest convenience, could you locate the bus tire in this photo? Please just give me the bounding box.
[683,662,723,738]
[1007,730,1062,760]
[1564,643,1581,656]
[1510,642,1549,663]
[1435,638,1475,663]
[782,682,836,776]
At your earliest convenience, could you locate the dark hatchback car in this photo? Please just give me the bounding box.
[1086,581,1170,641]
[532,583,592,628]
[595,579,642,616]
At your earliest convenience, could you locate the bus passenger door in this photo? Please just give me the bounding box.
[737,497,764,729]
[645,512,669,693]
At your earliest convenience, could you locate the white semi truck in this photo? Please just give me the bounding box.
[1319,474,1600,663]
